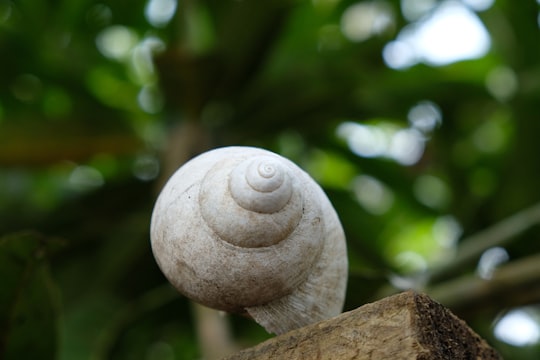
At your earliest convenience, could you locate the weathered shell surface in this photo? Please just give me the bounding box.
[150,146,348,334]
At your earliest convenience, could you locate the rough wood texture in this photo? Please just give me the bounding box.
[224,291,502,360]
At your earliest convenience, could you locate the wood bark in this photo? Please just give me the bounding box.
[224,291,502,360]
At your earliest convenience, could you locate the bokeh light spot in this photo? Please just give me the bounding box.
[462,0,494,11]
[69,166,105,191]
[400,0,437,22]
[472,118,509,154]
[96,25,139,61]
[353,175,394,215]
[133,154,160,181]
[401,0,437,21]
[145,0,177,28]
[477,247,509,280]
[485,66,518,102]
[412,1,490,66]
[339,122,389,158]
[432,215,461,249]
[494,308,540,346]
[408,101,442,133]
[388,128,425,165]
[382,39,418,69]
[138,85,163,114]
[384,1,490,69]
[413,175,451,209]
[337,121,427,166]
[341,1,394,42]
[395,251,428,272]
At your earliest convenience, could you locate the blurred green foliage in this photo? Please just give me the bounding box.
[0,233,60,359]
[2,0,540,359]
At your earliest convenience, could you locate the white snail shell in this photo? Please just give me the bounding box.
[150,146,348,334]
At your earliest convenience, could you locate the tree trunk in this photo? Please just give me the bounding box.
[224,290,502,360]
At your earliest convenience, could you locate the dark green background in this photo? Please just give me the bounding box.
[1,0,540,359]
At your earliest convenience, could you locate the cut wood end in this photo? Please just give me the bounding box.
[223,290,502,360]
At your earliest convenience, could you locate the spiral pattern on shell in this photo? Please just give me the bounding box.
[200,155,303,249]
[231,157,292,213]
[150,146,348,334]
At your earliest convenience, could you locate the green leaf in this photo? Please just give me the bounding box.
[0,232,60,360]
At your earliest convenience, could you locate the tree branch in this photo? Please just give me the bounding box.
[428,252,540,318]
[192,303,238,360]
[224,291,501,360]
[430,202,540,282]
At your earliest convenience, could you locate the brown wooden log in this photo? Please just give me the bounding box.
[224,290,502,360]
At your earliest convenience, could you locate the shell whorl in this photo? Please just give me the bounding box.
[230,156,292,213]
[150,146,348,334]
[200,155,303,248]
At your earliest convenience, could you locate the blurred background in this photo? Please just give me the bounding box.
[1,0,540,359]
